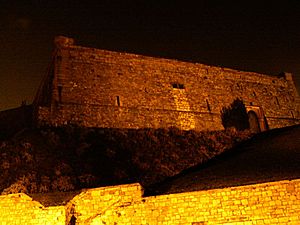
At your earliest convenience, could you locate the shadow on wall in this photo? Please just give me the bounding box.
[221,99,250,131]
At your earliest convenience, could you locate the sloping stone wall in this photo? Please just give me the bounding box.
[0,193,65,225]
[35,37,300,130]
[0,180,299,224]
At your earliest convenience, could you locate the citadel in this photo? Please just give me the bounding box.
[34,36,300,132]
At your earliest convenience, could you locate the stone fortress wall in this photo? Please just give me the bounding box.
[0,179,299,224]
[34,36,300,131]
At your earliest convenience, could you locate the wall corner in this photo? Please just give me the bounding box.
[54,36,75,48]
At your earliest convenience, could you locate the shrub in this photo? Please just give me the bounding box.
[221,98,250,131]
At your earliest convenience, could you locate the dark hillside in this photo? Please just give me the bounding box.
[0,126,251,194]
[0,105,32,140]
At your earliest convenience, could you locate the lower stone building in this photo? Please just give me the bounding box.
[0,177,299,224]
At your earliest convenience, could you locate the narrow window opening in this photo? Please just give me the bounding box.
[291,111,294,118]
[275,97,280,106]
[58,84,63,103]
[172,83,185,89]
[206,99,211,112]
[116,96,120,106]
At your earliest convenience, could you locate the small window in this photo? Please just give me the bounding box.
[116,96,121,106]
[172,83,185,89]
[58,84,63,103]
[206,99,211,112]
[275,97,280,106]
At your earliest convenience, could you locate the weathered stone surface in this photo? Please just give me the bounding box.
[0,180,299,224]
[0,193,65,224]
[34,36,300,131]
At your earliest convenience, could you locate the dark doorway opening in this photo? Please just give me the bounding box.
[248,111,261,133]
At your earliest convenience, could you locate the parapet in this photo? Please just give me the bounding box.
[278,72,293,81]
[54,36,75,48]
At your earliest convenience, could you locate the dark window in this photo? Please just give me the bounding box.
[116,96,120,106]
[172,83,185,89]
[275,97,280,106]
[58,84,63,103]
[206,99,211,112]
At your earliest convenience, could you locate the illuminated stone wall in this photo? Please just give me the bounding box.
[68,180,300,225]
[0,193,65,225]
[35,37,300,130]
[0,180,299,224]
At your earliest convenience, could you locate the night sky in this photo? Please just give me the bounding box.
[1,1,300,110]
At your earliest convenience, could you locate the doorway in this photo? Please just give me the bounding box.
[248,111,261,133]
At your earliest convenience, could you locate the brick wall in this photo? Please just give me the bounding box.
[0,193,65,225]
[1,180,299,224]
[35,37,300,131]
[69,180,300,225]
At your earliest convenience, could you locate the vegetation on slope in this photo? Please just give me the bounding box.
[0,126,251,194]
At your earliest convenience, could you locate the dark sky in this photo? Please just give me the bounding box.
[1,1,300,110]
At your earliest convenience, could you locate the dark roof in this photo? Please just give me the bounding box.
[151,125,300,195]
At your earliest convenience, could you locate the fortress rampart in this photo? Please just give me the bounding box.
[0,179,299,224]
[34,36,300,131]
